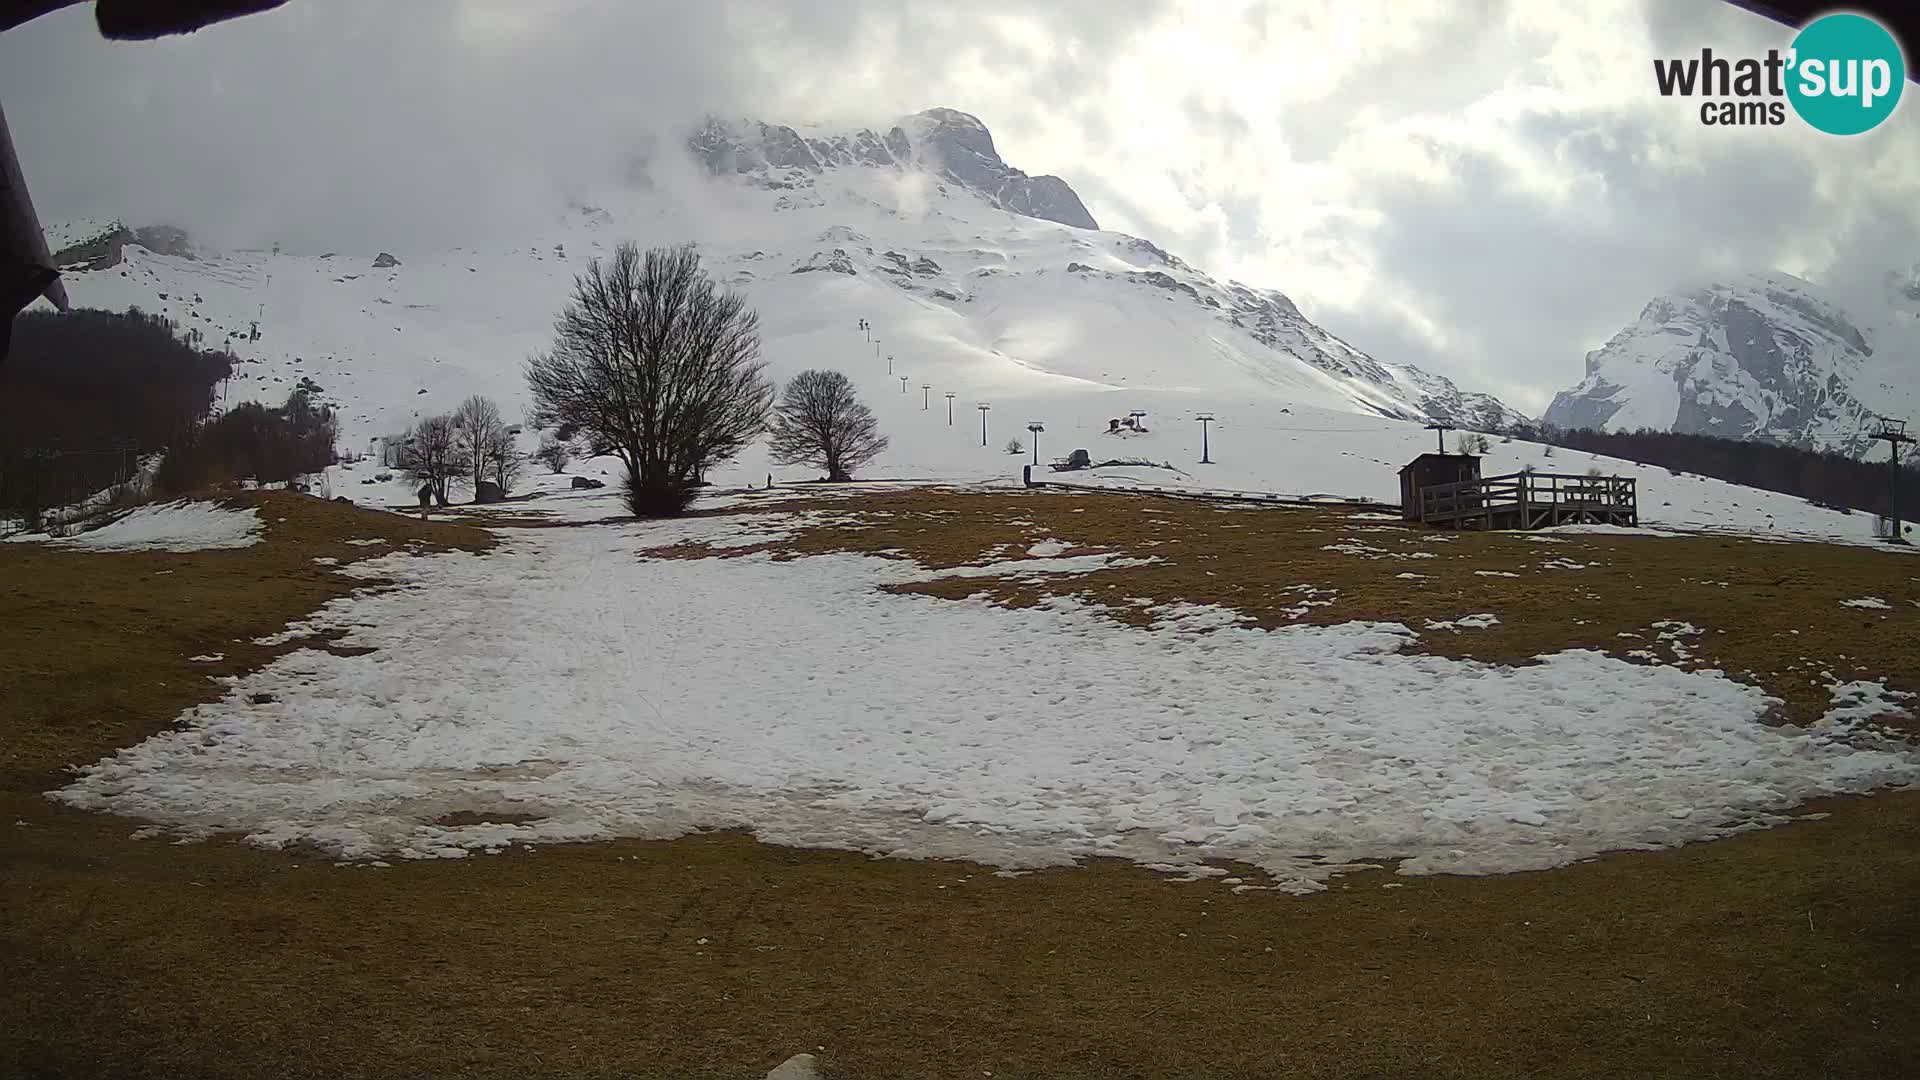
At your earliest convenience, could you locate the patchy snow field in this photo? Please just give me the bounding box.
[36,501,263,553]
[53,511,1920,892]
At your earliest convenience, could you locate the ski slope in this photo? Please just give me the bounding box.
[39,116,1905,547]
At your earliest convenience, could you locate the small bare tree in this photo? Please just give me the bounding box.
[452,394,508,501]
[399,413,458,506]
[1005,437,1024,455]
[487,423,524,494]
[534,432,573,474]
[766,369,888,481]
[526,243,774,516]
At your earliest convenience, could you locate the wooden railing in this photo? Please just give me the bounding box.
[1419,471,1636,529]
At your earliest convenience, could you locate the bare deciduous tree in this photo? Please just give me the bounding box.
[534,432,572,474]
[399,413,457,506]
[487,423,524,494]
[526,243,773,516]
[452,394,505,501]
[766,369,888,482]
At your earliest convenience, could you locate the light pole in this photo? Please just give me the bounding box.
[1027,422,1044,465]
[978,402,991,447]
[900,375,909,394]
[945,392,956,425]
[921,384,931,409]
[1196,413,1215,464]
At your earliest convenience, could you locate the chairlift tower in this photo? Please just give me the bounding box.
[1195,413,1215,464]
[945,392,956,425]
[1027,422,1045,465]
[978,402,992,447]
[921,384,931,410]
[1870,418,1915,544]
[1425,421,1456,454]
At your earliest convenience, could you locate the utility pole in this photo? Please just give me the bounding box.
[945,392,956,425]
[978,402,992,447]
[921,384,931,410]
[1027,422,1044,465]
[1196,413,1215,464]
[1425,421,1455,454]
[1870,419,1914,544]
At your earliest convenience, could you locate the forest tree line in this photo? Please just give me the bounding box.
[0,308,336,520]
[1499,420,1919,520]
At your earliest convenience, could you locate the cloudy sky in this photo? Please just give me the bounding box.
[3,0,1917,411]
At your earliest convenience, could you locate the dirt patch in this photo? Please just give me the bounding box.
[432,810,547,828]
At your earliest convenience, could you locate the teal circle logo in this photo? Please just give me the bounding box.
[1786,13,1905,135]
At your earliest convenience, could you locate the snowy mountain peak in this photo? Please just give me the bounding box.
[1546,271,1912,458]
[689,108,1100,230]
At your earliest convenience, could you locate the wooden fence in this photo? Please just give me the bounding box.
[1418,471,1637,530]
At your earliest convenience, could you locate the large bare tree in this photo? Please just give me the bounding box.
[399,413,457,506]
[526,243,773,516]
[766,369,888,482]
[451,393,516,502]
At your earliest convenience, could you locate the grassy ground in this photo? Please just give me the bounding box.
[3,488,1916,1080]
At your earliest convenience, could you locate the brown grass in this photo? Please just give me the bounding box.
[2,486,1917,1080]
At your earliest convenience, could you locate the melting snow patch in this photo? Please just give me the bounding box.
[1147,602,1251,632]
[52,520,1920,894]
[928,552,1159,580]
[1424,614,1500,632]
[1473,570,1520,579]
[1540,524,1678,538]
[49,501,262,553]
[1025,539,1071,557]
[1323,539,1438,560]
[1821,680,1916,730]
[1841,597,1892,610]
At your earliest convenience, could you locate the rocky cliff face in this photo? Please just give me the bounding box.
[690,108,1099,230]
[1544,273,1912,457]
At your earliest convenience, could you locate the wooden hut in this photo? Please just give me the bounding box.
[1398,453,1481,522]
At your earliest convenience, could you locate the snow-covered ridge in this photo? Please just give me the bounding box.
[1545,271,1918,459]
[39,106,1528,464]
[691,107,1100,231]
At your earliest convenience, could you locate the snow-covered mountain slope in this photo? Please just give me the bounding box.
[43,108,1523,450]
[41,108,1893,543]
[1544,272,1919,460]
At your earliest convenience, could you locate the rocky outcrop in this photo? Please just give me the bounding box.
[690,108,1098,230]
[1544,273,1897,455]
